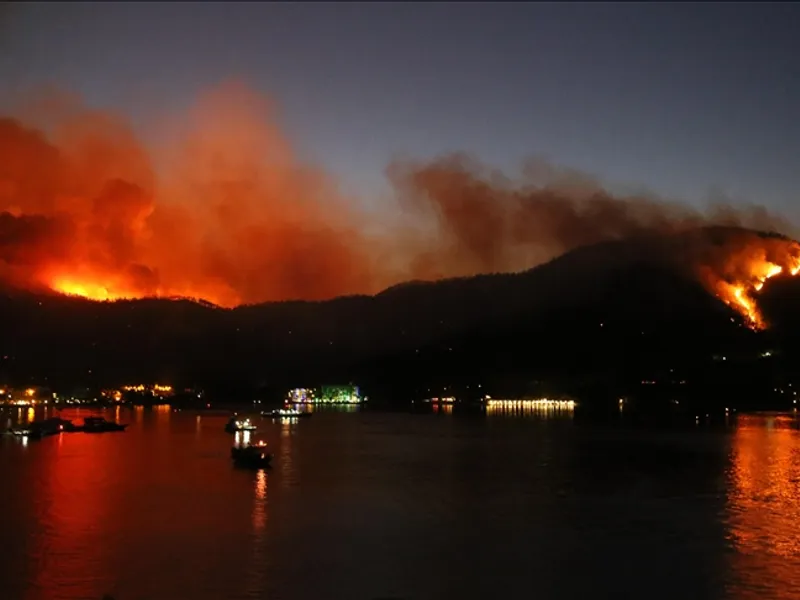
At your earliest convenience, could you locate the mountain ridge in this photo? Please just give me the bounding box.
[0,226,793,405]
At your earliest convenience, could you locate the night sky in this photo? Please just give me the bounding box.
[1,3,798,217]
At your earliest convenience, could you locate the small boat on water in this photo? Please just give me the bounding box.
[7,417,76,438]
[82,417,128,433]
[7,425,44,439]
[225,416,258,434]
[263,407,312,419]
[53,418,80,432]
[231,440,273,468]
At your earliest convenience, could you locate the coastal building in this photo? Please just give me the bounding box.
[286,384,363,405]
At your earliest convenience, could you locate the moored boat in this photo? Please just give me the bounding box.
[225,416,258,433]
[7,426,44,439]
[6,417,76,438]
[263,407,312,419]
[82,417,128,433]
[46,417,79,433]
[231,440,273,468]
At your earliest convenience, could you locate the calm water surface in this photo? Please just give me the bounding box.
[1,405,800,600]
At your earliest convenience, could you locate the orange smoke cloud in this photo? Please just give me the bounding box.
[0,81,797,328]
[0,82,378,306]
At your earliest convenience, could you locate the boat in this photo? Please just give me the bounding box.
[7,426,44,439]
[7,417,76,438]
[47,417,79,432]
[225,416,258,433]
[262,407,312,419]
[82,417,128,433]
[231,440,273,468]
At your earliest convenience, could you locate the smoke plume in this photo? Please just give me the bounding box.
[0,80,795,309]
[388,154,795,278]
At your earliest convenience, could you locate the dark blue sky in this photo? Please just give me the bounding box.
[1,3,798,217]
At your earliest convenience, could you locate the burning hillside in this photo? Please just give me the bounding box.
[0,82,797,327]
[0,83,376,307]
[689,229,800,330]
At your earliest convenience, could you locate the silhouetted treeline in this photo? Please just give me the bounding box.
[0,233,797,412]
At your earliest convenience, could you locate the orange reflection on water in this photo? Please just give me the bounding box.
[153,404,171,429]
[235,430,252,447]
[252,469,268,532]
[727,414,800,596]
[31,419,114,600]
[485,399,575,419]
[278,421,296,486]
[243,468,269,598]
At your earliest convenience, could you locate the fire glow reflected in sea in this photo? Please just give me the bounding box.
[726,414,800,594]
[2,407,800,599]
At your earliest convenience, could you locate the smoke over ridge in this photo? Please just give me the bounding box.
[0,80,795,318]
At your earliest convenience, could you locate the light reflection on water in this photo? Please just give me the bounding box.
[279,420,297,486]
[485,400,575,419]
[246,469,269,598]
[235,429,252,447]
[726,413,800,597]
[28,412,117,600]
[288,402,361,414]
[431,403,453,414]
[153,403,171,429]
[3,407,800,599]
[253,469,268,526]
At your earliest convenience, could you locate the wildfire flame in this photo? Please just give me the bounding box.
[709,239,800,330]
[47,272,235,306]
[51,278,118,302]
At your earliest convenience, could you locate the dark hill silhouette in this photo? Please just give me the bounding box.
[0,226,790,409]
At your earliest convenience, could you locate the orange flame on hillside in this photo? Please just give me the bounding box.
[51,278,116,302]
[707,237,800,330]
[46,269,240,307]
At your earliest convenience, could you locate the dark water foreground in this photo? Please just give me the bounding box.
[1,405,800,600]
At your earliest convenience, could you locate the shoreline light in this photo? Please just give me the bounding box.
[286,385,363,405]
[485,398,576,410]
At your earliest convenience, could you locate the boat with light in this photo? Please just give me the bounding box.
[225,416,258,433]
[82,417,128,433]
[231,440,273,468]
[263,407,312,419]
